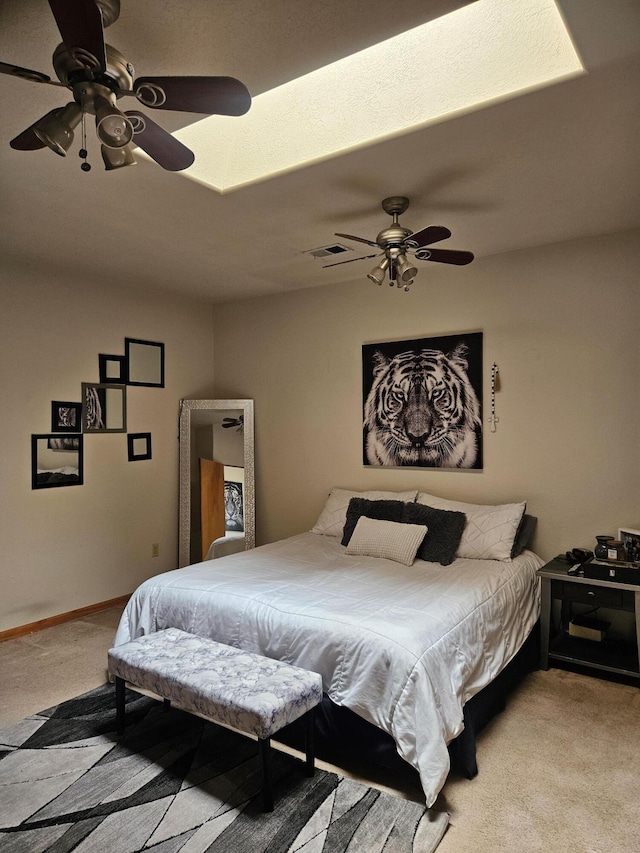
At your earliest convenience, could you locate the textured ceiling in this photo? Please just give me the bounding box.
[0,0,639,303]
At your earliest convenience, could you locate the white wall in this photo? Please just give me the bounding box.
[211,229,640,561]
[0,259,215,633]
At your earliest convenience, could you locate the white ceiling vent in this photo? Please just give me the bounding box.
[303,243,352,259]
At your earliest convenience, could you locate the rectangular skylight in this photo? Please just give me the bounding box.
[174,0,583,193]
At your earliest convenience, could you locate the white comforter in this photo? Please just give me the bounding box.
[115,531,543,806]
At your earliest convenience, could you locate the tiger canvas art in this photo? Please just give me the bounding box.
[362,333,483,469]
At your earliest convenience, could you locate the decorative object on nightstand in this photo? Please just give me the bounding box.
[594,535,614,560]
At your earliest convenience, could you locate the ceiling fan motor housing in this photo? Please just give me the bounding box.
[53,43,133,98]
[376,224,412,249]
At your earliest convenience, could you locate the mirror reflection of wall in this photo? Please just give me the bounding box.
[32,434,83,489]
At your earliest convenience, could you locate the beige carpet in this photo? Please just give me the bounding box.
[1,607,638,852]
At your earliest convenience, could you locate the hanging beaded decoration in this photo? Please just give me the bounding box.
[489,363,500,432]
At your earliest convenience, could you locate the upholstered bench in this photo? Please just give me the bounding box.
[107,628,323,811]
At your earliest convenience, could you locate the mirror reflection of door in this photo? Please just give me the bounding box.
[193,416,245,562]
[200,459,225,560]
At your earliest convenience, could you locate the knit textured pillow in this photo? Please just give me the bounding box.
[345,516,427,566]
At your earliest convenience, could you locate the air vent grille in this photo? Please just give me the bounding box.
[303,243,351,259]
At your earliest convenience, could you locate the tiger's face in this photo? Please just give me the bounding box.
[364,346,481,468]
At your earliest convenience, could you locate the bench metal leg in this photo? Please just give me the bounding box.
[305,708,315,777]
[259,736,274,812]
[115,676,125,735]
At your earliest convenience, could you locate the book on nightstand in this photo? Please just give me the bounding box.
[568,615,611,642]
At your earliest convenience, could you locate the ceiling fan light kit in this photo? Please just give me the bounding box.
[367,257,389,285]
[326,196,474,293]
[1,0,251,173]
[32,102,82,155]
[101,141,136,170]
[93,91,133,147]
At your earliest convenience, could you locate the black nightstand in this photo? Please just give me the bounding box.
[537,556,640,681]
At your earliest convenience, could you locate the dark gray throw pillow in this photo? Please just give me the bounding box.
[401,502,466,566]
[511,514,537,557]
[341,498,406,546]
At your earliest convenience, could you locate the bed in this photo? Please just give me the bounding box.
[115,488,543,807]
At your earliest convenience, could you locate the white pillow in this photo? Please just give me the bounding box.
[345,516,427,566]
[416,492,526,561]
[311,488,418,538]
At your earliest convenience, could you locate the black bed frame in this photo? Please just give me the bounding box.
[277,623,539,786]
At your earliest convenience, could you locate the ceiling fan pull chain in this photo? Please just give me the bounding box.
[79,91,91,172]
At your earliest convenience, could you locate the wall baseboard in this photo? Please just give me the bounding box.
[0,594,131,643]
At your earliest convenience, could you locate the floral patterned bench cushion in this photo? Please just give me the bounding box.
[108,628,323,739]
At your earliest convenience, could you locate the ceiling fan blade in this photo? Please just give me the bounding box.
[334,232,379,248]
[126,110,195,171]
[405,225,452,248]
[0,61,54,85]
[418,248,475,266]
[9,111,60,150]
[133,76,251,116]
[323,253,378,268]
[48,0,107,71]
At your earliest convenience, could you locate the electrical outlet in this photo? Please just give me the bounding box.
[151,543,160,558]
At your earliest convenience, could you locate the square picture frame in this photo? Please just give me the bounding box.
[82,382,127,433]
[51,400,82,433]
[618,528,640,563]
[32,433,83,489]
[128,432,152,461]
[125,338,165,387]
[99,354,127,384]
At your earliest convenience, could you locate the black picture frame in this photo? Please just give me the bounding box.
[362,331,483,469]
[51,401,82,433]
[127,432,152,461]
[99,354,127,384]
[124,338,165,387]
[32,433,84,489]
[82,382,127,433]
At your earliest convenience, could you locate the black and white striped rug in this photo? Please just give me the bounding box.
[0,685,448,852]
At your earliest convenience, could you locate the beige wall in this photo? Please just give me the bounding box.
[0,259,215,633]
[2,228,637,633]
[211,229,640,562]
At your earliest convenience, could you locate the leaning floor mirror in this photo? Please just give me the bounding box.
[179,400,255,568]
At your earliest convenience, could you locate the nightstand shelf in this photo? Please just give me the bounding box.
[538,556,640,681]
[549,632,639,678]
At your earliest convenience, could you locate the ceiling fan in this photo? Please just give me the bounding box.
[222,415,244,432]
[0,0,251,172]
[324,196,474,292]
